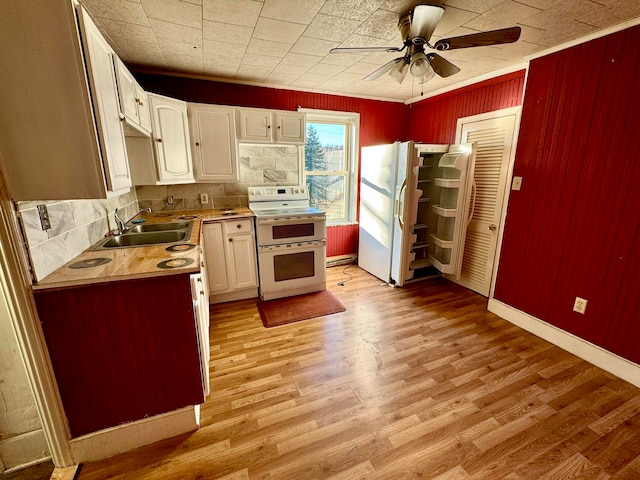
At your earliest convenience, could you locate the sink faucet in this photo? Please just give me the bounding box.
[114,207,152,234]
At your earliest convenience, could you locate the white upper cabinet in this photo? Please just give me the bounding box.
[236,108,272,143]
[136,85,151,133]
[0,1,135,200]
[188,104,238,182]
[236,108,306,144]
[149,94,194,184]
[275,111,306,144]
[114,57,151,136]
[76,8,132,193]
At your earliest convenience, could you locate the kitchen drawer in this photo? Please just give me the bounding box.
[222,218,253,235]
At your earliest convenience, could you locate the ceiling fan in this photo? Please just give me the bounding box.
[329,4,521,85]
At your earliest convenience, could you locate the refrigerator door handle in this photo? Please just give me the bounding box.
[397,180,407,230]
[467,177,477,227]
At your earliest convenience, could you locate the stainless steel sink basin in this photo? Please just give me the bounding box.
[101,231,187,248]
[91,220,193,250]
[128,222,189,233]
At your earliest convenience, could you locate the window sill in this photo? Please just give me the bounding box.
[326,221,358,227]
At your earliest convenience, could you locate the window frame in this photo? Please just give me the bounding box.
[299,109,359,226]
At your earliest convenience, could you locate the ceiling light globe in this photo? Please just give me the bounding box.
[388,60,409,84]
[410,52,429,77]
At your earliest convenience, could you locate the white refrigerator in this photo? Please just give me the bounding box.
[358,141,476,286]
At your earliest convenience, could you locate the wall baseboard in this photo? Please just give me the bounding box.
[68,406,199,463]
[488,299,640,388]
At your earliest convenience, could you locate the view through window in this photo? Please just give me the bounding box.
[303,112,358,224]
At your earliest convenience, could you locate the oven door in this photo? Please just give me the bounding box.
[256,215,326,245]
[258,240,326,300]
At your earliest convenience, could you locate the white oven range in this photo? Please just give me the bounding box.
[249,186,326,301]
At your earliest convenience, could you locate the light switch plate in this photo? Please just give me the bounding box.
[512,176,523,191]
[200,193,208,204]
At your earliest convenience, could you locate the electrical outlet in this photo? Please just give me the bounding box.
[573,297,588,314]
[200,193,208,204]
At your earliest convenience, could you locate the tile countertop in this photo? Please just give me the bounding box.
[32,208,255,291]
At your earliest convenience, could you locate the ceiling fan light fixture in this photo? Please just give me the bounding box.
[417,68,436,84]
[388,59,409,84]
[410,51,429,77]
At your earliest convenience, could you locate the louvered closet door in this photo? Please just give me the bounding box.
[454,111,518,296]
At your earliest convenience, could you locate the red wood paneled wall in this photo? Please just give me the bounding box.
[494,25,640,364]
[408,71,525,144]
[137,74,411,257]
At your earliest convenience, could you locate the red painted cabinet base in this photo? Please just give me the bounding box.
[34,274,204,438]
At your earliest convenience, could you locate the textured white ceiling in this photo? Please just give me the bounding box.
[80,0,640,101]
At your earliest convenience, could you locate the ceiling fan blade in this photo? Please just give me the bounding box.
[409,5,444,45]
[330,46,404,54]
[427,53,460,78]
[433,26,521,51]
[363,57,406,81]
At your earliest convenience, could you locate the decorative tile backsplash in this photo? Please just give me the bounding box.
[135,183,249,212]
[17,190,138,282]
[239,144,301,185]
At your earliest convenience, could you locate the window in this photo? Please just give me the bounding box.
[301,110,359,224]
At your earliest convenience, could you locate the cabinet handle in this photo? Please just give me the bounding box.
[200,290,205,295]
[237,224,242,229]
[135,98,140,104]
[228,238,233,242]
[488,224,497,231]
[197,278,202,283]
[157,138,162,143]
[267,125,271,129]
[195,142,200,146]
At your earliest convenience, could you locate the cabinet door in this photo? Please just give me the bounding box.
[236,109,273,143]
[190,273,210,397]
[136,85,151,133]
[202,223,229,294]
[149,94,194,184]
[225,233,258,290]
[189,104,238,182]
[114,57,139,125]
[275,112,306,144]
[78,9,132,193]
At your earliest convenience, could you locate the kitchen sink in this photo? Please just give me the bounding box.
[128,222,190,233]
[91,220,193,250]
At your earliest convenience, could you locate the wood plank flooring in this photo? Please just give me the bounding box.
[76,266,640,479]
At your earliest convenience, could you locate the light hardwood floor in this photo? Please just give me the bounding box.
[76,266,640,479]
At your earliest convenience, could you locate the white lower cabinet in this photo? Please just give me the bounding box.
[192,230,211,396]
[190,272,210,397]
[202,219,258,303]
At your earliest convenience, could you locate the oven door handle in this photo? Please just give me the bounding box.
[259,240,326,252]
[257,216,325,225]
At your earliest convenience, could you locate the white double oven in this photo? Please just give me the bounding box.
[249,186,326,301]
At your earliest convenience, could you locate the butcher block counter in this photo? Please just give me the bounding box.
[33,207,254,290]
